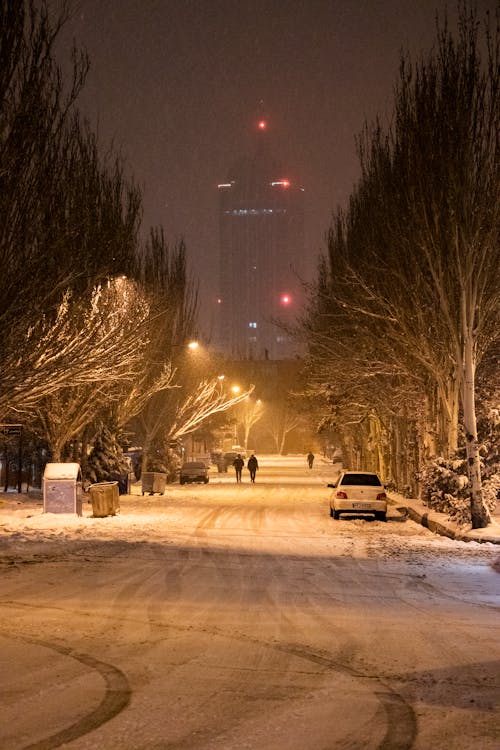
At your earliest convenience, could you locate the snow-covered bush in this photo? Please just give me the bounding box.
[143,441,181,483]
[86,427,130,484]
[143,438,167,474]
[165,449,181,484]
[419,456,470,523]
[419,454,497,525]
[482,473,500,510]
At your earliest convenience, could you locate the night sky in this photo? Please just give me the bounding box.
[57,0,495,329]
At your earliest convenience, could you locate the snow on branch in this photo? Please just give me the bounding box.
[168,380,255,441]
[1,280,149,414]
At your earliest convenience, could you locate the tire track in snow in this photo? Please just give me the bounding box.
[140,602,418,750]
[6,634,131,750]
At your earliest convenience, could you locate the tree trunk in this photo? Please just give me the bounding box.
[279,430,286,455]
[141,436,151,475]
[462,324,490,528]
[51,444,62,462]
[437,378,460,457]
[423,390,437,459]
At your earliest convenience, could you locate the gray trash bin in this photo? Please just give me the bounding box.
[43,463,83,516]
[89,481,120,517]
[141,472,167,495]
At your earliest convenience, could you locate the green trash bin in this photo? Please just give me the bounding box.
[89,481,120,517]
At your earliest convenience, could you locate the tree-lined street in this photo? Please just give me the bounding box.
[1,5,499,745]
[1,456,498,749]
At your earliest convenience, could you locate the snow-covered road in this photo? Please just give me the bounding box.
[1,455,499,749]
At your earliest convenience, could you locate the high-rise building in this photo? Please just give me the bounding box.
[216,121,305,360]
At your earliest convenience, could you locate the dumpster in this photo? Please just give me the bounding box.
[141,472,167,495]
[89,481,120,517]
[43,463,83,516]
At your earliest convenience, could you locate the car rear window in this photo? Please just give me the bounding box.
[183,462,205,469]
[340,473,382,486]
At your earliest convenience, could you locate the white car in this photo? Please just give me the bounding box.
[328,471,387,521]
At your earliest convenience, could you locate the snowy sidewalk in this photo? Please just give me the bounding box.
[389,494,500,545]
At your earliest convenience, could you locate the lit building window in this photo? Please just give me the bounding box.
[248,322,257,328]
[224,208,287,216]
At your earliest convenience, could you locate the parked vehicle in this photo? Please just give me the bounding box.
[179,461,209,485]
[328,471,387,521]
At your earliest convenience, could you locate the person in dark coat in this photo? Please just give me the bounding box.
[233,453,244,482]
[307,452,315,469]
[247,453,259,483]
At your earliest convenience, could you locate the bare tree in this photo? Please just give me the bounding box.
[121,232,199,471]
[28,384,110,462]
[167,380,255,443]
[301,4,498,527]
[0,0,146,432]
[234,397,264,449]
[1,280,149,416]
[378,4,499,526]
[263,401,303,455]
[0,1,90,323]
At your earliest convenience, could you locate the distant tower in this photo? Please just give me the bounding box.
[216,119,305,360]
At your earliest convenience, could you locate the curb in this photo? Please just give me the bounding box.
[390,497,500,545]
[403,505,456,540]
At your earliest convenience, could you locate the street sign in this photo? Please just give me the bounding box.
[0,424,22,437]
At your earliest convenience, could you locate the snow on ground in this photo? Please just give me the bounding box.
[1,455,499,750]
[1,454,498,571]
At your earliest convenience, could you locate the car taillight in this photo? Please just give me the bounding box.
[376,492,387,501]
[336,491,348,499]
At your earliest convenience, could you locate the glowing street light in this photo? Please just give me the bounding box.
[188,341,199,351]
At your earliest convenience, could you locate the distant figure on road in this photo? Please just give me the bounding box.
[247,454,259,483]
[307,452,315,469]
[233,454,244,483]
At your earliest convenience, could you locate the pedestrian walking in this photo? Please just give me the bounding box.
[307,452,315,469]
[247,453,259,483]
[233,453,244,482]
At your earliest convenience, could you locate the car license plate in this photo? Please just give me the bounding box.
[352,503,370,509]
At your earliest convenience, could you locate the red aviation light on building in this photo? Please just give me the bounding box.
[271,179,290,188]
[258,119,267,130]
[280,293,292,305]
